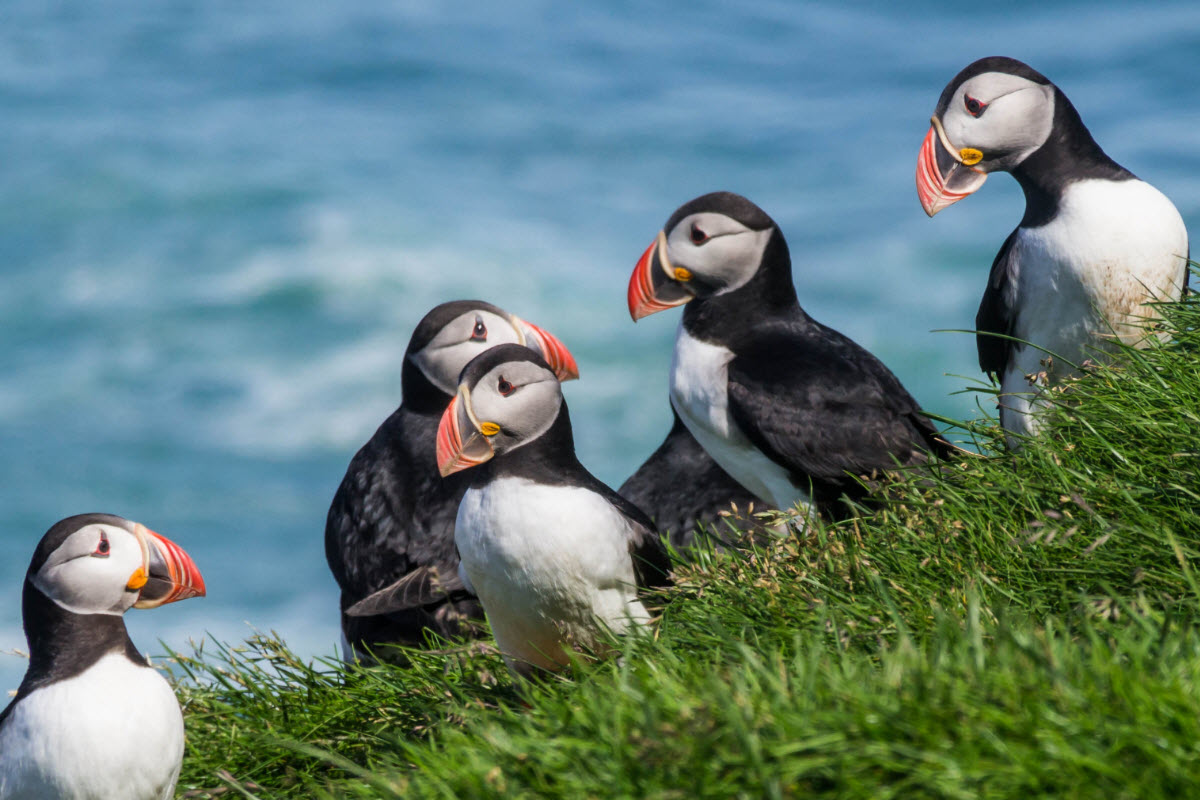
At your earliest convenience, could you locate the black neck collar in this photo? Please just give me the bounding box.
[470,402,583,487]
[401,357,454,416]
[1012,87,1134,228]
[8,580,144,707]
[682,227,808,345]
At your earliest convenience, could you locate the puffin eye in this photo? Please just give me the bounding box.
[497,377,515,396]
[92,532,111,558]
[470,316,487,341]
[964,94,987,118]
[689,224,709,245]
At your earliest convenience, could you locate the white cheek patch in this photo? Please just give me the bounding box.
[944,76,1055,163]
[32,563,131,617]
[412,311,525,394]
[32,527,145,616]
[468,364,563,453]
[666,215,773,297]
[706,228,775,295]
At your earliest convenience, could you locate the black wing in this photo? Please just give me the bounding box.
[726,324,949,502]
[1185,245,1191,294]
[619,410,767,548]
[324,407,483,647]
[0,695,13,730]
[345,565,469,617]
[976,228,1020,379]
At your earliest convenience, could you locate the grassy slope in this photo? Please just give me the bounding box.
[173,283,1200,799]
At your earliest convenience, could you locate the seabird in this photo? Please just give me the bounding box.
[628,191,952,520]
[325,300,578,661]
[436,344,670,677]
[917,56,1189,441]
[0,513,205,799]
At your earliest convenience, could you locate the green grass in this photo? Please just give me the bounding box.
[172,275,1200,799]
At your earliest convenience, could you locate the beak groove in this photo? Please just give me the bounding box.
[436,388,496,477]
[916,118,987,217]
[515,317,580,381]
[134,525,206,609]
[627,231,693,321]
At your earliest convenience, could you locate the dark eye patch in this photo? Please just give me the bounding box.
[92,531,111,558]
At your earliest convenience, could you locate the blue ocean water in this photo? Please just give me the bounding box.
[3,1,1199,690]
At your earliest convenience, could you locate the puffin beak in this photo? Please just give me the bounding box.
[513,316,580,381]
[437,386,496,477]
[916,116,988,216]
[628,230,695,321]
[132,524,206,609]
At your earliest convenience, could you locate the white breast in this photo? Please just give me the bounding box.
[669,324,812,513]
[455,478,650,674]
[0,652,184,800]
[1000,178,1188,437]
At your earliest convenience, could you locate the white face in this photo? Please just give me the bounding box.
[664,211,774,296]
[30,522,147,616]
[468,360,562,456]
[411,309,527,395]
[939,71,1055,172]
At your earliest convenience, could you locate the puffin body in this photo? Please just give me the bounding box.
[918,56,1188,440]
[324,301,577,661]
[618,410,766,550]
[628,192,951,519]
[669,325,804,510]
[0,652,184,800]
[455,479,653,673]
[437,345,670,678]
[0,514,205,800]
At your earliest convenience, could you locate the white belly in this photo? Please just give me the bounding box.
[455,478,650,674]
[669,325,812,513]
[1000,178,1188,438]
[0,653,184,800]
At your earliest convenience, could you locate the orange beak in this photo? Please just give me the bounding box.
[916,119,987,217]
[628,231,694,321]
[514,317,580,381]
[134,525,206,609]
[436,388,496,477]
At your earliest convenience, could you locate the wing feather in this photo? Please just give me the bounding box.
[976,229,1020,379]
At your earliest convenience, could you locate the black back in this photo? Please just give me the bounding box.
[619,410,768,550]
[324,303,503,654]
[324,405,485,651]
[676,194,951,518]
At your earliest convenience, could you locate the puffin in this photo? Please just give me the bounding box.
[0,513,206,800]
[618,409,769,550]
[325,300,578,662]
[627,191,952,520]
[917,56,1189,441]
[435,344,671,678]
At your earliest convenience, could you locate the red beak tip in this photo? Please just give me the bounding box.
[519,321,579,383]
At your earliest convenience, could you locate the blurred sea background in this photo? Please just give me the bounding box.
[3,1,1199,690]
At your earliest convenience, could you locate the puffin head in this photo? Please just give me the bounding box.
[405,300,578,401]
[27,513,205,616]
[917,56,1056,216]
[627,192,779,321]
[436,344,566,476]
